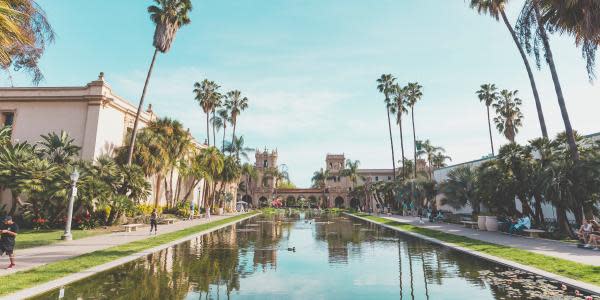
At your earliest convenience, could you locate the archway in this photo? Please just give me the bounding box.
[242,195,253,206]
[308,196,318,208]
[350,198,360,209]
[285,196,296,207]
[334,196,345,208]
[259,196,268,208]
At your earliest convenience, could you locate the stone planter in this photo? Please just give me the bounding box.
[478,215,487,231]
[485,216,498,232]
[215,207,224,215]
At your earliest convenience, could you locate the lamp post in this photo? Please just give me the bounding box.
[62,169,80,241]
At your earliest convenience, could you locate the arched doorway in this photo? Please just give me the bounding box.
[285,196,296,207]
[242,195,252,206]
[259,196,268,208]
[350,198,360,209]
[334,196,345,208]
[308,196,318,208]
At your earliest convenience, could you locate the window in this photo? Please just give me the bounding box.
[263,160,268,167]
[349,187,352,191]
[375,176,379,181]
[388,176,391,180]
[329,163,333,168]
[1,112,14,127]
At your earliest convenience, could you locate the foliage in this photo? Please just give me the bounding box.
[493,89,523,143]
[148,0,192,53]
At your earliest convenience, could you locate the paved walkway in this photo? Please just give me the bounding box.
[382,214,600,266]
[0,214,236,276]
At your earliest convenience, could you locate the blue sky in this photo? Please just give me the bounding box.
[7,1,600,187]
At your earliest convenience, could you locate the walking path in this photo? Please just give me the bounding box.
[382,214,600,266]
[0,214,235,276]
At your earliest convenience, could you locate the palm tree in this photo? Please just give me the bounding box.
[38,131,81,165]
[193,79,221,147]
[439,166,479,215]
[469,0,548,138]
[391,84,408,178]
[431,152,452,169]
[405,82,423,178]
[416,139,445,179]
[476,84,499,156]
[240,163,257,200]
[376,74,397,179]
[126,0,192,165]
[536,0,600,80]
[224,135,254,161]
[517,0,579,161]
[211,108,230,152]
[311,168,331,208]
[215,156,241,210]
[224,90,249,151]
[198,147,224,215]
[340,160,360,190]
[0,0,54,84]
[493,89,523,143]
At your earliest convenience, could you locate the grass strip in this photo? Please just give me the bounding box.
[352,213,600,287]
[16,229,113,250]
[0,212,259,296]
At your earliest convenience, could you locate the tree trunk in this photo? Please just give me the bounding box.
[486,105,495,156]
[174,175,182,203]
[231,122,237,158]
[222,124,226,153]
[500,9,548,139]
[532,2,578,161]
[212,111,216,149]
[8,192,21,216]
[127,48,159,165]
[183,179,199,202]
[411,107,417,178]
[533,193,545,226]
[154,174,163,208]
[398,116,406,179]
[206,112,210,146]
[556,206,575,238]
[386,108,397,180]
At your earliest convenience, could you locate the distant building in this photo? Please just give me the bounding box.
[0,73,206,211]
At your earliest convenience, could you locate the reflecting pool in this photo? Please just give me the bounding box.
[33,211,598,300]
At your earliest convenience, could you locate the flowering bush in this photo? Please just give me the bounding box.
[31,217,49,231]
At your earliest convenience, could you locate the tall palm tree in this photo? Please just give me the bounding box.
[127,0,192,165]
[311,168,331,208]
[224,90,249,151]
[536,0,600,80]
[198,146,224,215]
[405,82,423,178]
[376,74,397,179]
[240,162,257,200]
[493,89,524,143]
[224,135,254,161]
[391,84,408,178]
[432,152,452,169]
[517,0,579,161]
[0,0,54,84]
[469,0,548,139]
[476,84,499,156]
[193,79,221,146]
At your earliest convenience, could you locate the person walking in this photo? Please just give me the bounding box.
[149,209,158,235]
[1,216,19,269]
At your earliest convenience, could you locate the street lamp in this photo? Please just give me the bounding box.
[62,169,80,241]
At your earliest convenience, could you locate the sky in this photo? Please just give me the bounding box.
[6,0,600,187]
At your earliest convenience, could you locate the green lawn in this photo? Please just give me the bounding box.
[0,212,259,297]
[352,213,600,287]
[16,228,115,250]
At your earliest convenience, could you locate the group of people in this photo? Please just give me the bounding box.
[507,215,532,235]
[578,219,600,250]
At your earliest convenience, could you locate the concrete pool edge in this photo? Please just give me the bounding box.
[346,212,600,296]
[2,212,260,300]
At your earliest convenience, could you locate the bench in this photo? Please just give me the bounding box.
[161,218,176,224]
[123,224,144,232]
[523,229,546,238]
[461,221,478,229]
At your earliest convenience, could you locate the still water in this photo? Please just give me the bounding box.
[34,211,597,300]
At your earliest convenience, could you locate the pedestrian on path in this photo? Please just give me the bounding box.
[149,209,158,235]
[1,216,19,269]
[188,201,195,221]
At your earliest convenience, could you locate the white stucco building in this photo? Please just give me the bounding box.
[0,73,206,211]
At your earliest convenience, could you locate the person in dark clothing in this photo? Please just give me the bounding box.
[1,216,19,269]
[149,209,158,235]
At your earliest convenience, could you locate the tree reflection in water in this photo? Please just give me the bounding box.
[33,211,598,300]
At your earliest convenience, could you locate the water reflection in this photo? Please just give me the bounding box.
[33,211,599,300]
